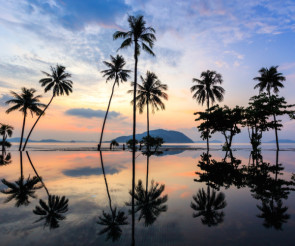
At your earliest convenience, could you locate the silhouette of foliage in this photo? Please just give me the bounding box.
[0,152,12,166]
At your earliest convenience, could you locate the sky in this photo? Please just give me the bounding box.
[0,0,295,142]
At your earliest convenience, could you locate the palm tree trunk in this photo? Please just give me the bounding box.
[206,95,210,151]
[99,151,113,214]
[26,151,50,196]
[273,114,279,151]
[19,113,27,151]
[147,98,150,151]
[98,82,116,150]
[20,151,23,178]
[22,95,54,151]
[146,155,149,197]
[131,41,138,246]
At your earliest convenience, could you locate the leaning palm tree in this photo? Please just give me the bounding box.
[26,152,69,229]
[253,66,285,150]
[98,55,131,150]
[191,186,227,227]
[113,16,156,240]
[1,152,43,207]
[97,151,128,241]
[130,71,168,149]
[191,70,225,150]
[22,65,73,150]
[5,88,45,151]
[0,123,14,152]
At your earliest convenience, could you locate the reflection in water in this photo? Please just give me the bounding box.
[1,152,42,207]
[26,152,69,229]
[97,151,128,241]
[0,151,12,166]
[191,186,227,227]
[127,154,168,227]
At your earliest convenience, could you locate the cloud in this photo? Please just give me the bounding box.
[0,94,11,107]
[62,166,119,177]
[65,108,121,118]
[0,81,13,89]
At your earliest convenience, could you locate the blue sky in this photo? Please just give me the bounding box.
[0,0,295,142]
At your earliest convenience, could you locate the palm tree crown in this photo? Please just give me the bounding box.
[5,88,44,116]
[131,71,168,114]
[191,70,225,108]
[101,55,131,85]
[254,66,285,96]
[113,15,156,57]
[39,65,73,96]
[0,124,14,138]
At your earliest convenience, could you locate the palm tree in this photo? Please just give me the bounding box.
[99,55,131,150]
[1,152,43,206]
[22,65,73,150]
[26,152,69,229]
[0,152,12,166]
[5,88,45,151]
[191,186,227,227]
[130,71,168,148]
[113,16,156,240]
[97,151,128,241]
[110,140,119,150]
[0,124,14,151]
[33,195,69,229]
[191,70,225,150]
[253,66,285,150]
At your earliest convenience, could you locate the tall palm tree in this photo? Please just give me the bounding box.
[98,55,131,150]
[1,152,43,207]
[5,88,45,151]
[97,151,128,241]
[22,65,73,150]
[191,186,227,227]
[130,71,168,147]
[191,70,225,150]
[253,66,285,151]
[26,152,69,229]
[0,124,14,152]
[113,15,156,240]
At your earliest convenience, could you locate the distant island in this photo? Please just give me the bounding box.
[194,140,222,143]
[113,129,194,143]
[266,139,295,143]
[8,138,96,143]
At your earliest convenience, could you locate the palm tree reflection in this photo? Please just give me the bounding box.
[191,186,226,227]
[1,152,42,207]
[26,152,69,229]
[97,151,128,241]
[127,154,168,227]
[0,151,12,166]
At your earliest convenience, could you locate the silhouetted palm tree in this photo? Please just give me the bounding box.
[5,88,45,150]
[114,16,156,240]
[191,70,225,150]
[257,200,290,230]
[127,179,167,227]
[22,65,73,150]
[0,151,12,166]
[110,140,119,150]
[26,152,69,229]
[98,55,130,150]
[33,195,69,229]
[0,123,14,151]
[191,186,227,227]
[253,66,285,150]
[97,151,128,241]
[130,71,168,148]
[1,152,42,206]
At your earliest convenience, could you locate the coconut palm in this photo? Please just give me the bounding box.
[5,88,45,151]
[0,124,14,151]
[130,71,168,148]
[110,140,119,150]
[97,151,128,241]
[253,66,286,150]
[127,179,168,227]
[22,65,73,150]
[191,70,225,150]
[98,55,131,150]
[0,152,12,166]
[191,186,227,227]
[26,152,69,229]
[1,152,43,207]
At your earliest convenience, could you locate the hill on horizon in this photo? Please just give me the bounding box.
[113,129,194,143]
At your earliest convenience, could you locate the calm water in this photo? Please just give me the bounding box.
[0,149,295,245]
